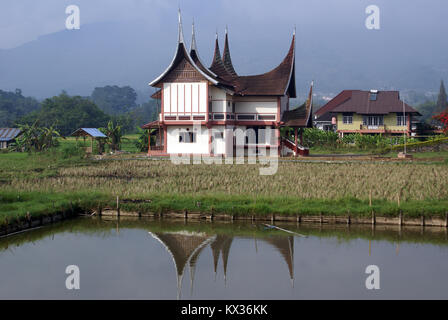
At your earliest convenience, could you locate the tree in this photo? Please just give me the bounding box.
[0,89,40,127]
[100,120,124,152]
[134,127,149,152]
[21,92,110,136]
[90,85,137,115]
[433,111,448,134]
[11,120,61,152]
[436,80,448,113]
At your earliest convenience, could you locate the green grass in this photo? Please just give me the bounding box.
[0,190,109,225]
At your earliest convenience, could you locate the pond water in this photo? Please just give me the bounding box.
[0,217,447,299]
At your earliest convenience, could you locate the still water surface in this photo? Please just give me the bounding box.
[0,217,447,299]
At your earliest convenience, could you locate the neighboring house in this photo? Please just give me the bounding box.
[0,128,21,149]
[142,13,310,157]
[314,90,421,137]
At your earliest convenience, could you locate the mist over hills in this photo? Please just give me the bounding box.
[0,15,446,103]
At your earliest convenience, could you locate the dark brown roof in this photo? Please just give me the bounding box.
[141,120,160,129]
[332,91,421,115]
[281,81,313,127]
[232,35,296,97]
[314,90,353,117]
[316,90,421,119]
[209,36,236,83]
[222,31,237,77]
[149,15,296,97]
[151,89,161,99]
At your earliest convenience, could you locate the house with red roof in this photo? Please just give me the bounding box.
[314,90,421,137]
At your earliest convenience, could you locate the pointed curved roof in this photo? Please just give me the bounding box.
[281,80,314,127]
[222,28,237,77]
[149,12,218,87]
[209,35,236,83]
[149,15,296,97]
[190,22,218,79]
[233,34,296,97]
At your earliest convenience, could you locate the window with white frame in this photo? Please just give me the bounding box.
[396,114,407,126]
[363,115,384,126]
[342,113,353,124]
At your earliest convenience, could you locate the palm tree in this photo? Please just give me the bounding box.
[100,120,124,152]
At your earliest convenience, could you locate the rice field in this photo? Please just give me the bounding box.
[1,149,448,220]
[5,159,448,202]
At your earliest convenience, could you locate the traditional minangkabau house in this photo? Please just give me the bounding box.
[314,90,421,137]
[142,11,312,157]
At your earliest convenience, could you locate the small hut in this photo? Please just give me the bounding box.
[70,128,107,154]
[0,128,22,149]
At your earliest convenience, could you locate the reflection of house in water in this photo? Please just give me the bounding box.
[210,235,233,283]
[264,236,295,287]
[149,231,216,299]
[150,231,295,298]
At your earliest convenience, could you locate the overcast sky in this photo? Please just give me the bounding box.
[1,0,447,49]
[0,0,447,97]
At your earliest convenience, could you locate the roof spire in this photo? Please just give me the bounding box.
[190,19,197,50]
[178,8,184,43]
[222,26,237,76]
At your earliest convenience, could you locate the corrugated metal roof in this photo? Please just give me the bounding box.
[71,128,107,138]
[0,128,21,141]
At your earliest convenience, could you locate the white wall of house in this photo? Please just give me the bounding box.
[234,96,278,119]
[167,126,209,154]
[210,125,226,154]
[163,82,207,114]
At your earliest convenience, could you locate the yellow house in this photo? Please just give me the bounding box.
[314,90,421,136]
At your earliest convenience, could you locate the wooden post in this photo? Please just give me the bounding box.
[319,213,323,224]
[421,215,425,227]
[398,212,403,226]
[116,196,120,217]
[371,211,376,226]
[294,127,298,157]
[347,215,351,225]
[369,189,372,207]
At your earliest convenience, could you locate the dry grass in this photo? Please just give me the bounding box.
[5,159,448,202]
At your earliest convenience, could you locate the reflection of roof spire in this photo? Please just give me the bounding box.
[149,231,215,300]
[209,235,233,285]
[264,236,294,286]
